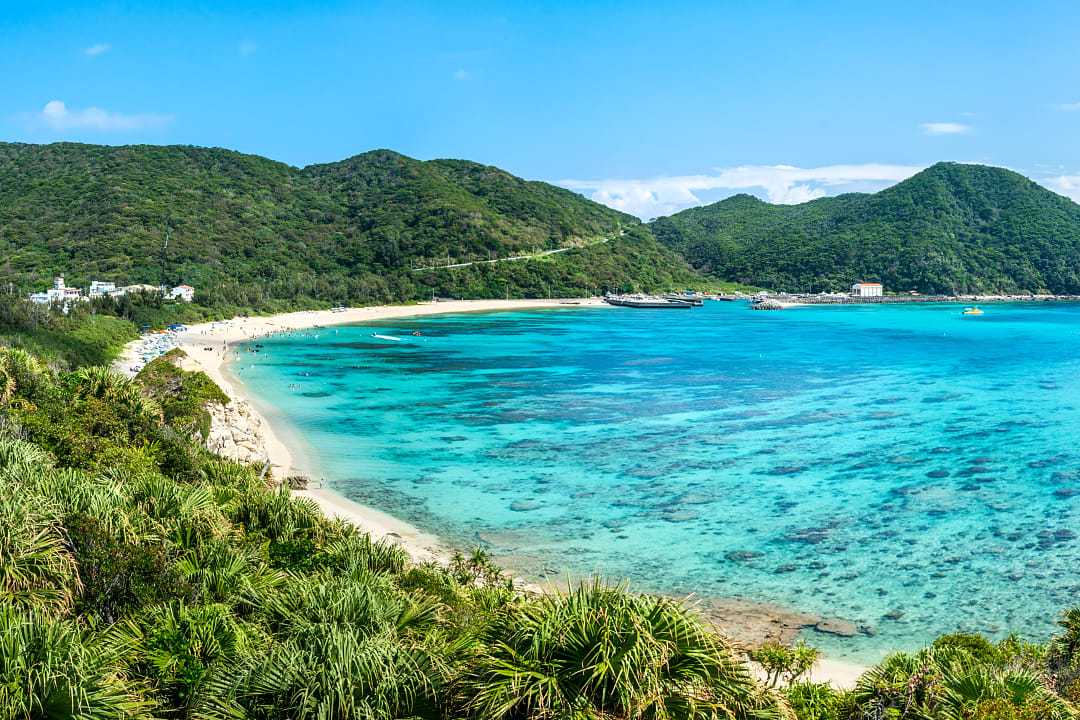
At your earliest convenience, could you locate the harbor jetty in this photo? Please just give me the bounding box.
[751,292,1080,308]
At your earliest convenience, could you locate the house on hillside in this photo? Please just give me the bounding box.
[28,276,83,305]
[169,284,195,302]
[88,280,116,297]
[851,282,883,298]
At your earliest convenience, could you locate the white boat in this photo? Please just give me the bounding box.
[603,293,694,309]
[371,333,402,341]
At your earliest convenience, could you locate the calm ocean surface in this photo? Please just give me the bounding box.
[230,302,1080,661]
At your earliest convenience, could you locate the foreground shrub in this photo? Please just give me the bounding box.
[852,645,1076,720]
[785,681,848,720]
[457,580,786,719]
[0,606,153,719]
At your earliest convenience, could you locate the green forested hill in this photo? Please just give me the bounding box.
[0,142,701,307]
[651,162,1080,294]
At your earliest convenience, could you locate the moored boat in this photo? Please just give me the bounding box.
[604,293,694,309]
[663,292,704,306]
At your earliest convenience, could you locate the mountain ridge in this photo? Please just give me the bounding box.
[0,141,702,307]
[650,162,1080,294]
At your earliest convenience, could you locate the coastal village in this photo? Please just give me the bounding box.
[27,275,195,306]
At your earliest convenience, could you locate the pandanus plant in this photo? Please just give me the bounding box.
[852,646,1078,720]
[0,436,82,614]
[456,580,789,720]
[0,347,47,406]
[0,606,154,719]
[196,569,453,720]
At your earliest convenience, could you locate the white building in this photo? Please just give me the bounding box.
[851,282,883,298]
[28,276,83,305]
[169,284,195,302]
[88,280,116,297]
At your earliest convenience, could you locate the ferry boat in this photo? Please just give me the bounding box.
[604,293,694,309]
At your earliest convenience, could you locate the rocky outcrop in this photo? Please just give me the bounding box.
[814,618,860,637]
[205,399,268,465]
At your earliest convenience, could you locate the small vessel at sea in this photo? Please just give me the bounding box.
[962,306,984,316]
[371,333,403,341]
[603,293,694,309]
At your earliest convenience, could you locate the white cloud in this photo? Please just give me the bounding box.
[559,163,925,219]
[39,100,172,132]
[1057,101,1080,112]
[238,40,258,56]
[452,69,470,81]
[84,43,111,57]
[1042,175,1080,203]
[921,122,972,135]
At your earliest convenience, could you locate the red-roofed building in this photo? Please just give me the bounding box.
[851,282,883,297]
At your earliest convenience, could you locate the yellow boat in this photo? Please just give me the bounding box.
[962,306,984,316]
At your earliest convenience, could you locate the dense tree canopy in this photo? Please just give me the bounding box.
[0,143,704,307]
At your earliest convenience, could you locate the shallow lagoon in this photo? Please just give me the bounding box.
[232,302,1080,661]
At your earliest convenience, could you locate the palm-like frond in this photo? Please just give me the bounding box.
[226,484,323,543]
[126,473,231,549]
[0,605,155,719]
[457,580,786,720]
[202,625,442,720]
[70,365,164,428]
[262,570,441,640]
[853,646,1080,720]
[0,475,81,614]
[319,529,410,576]
[0,347,49,404]
[176,540,286,607]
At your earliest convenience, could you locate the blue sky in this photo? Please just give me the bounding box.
[3,0,1079,217]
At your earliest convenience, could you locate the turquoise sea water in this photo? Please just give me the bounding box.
[230,302,1080,661]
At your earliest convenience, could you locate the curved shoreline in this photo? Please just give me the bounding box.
[114,298,867,687]
[117,300,611,562]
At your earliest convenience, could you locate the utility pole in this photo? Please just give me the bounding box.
[160,225,171,289]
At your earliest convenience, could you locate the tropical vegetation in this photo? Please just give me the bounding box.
[651,162,1080,295]
[0,142,707,311]
[5,148,1080,716]
[2,333,1080,718]
[0,294,138,368]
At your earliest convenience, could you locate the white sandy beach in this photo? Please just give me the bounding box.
[115,299,607,562]
[113,296,866,687]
